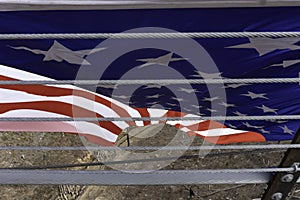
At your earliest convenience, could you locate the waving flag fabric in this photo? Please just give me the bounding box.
[0,64,265,145]
[0,6,299,144]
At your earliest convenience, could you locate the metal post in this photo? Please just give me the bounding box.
[262,128,300,200]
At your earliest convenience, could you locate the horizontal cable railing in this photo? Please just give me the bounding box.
[2,32,300,39]
[0,115,298,121]
[0,77,299,85]
[0,144,299,151]
[0,168,299,185]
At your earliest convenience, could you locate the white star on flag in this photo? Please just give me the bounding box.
[203,96,220,102]
[233,111,247,116]
[256,104,278,114]
[10,41,106,65]
[136,53,186,69]
[241,91,269,100]
[264,60,300,69]
[243,122,263,129]
[280,125,294,135]
[223,83,250,89]
[227,38,300,56]
[219,102,236,108]
[170,97,185,102]
[260,129,270,134]
[146,94,164,99]
[178,88,197,94]
[191,71,223,79]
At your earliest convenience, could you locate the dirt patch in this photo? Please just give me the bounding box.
[0,132,89,200]
[0,125,294,200]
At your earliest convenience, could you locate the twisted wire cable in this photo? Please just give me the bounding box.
[0,144,298,151]
[0,115,298,121]
[1,32,300,39]
[0,77,299,85]
[0,167,296,185]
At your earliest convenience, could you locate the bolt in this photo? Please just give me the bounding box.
[292,163,300,172]
[271,192,283,200]
[281,174,294,182]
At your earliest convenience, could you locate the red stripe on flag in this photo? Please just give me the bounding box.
[134,108,151,126]
[160,110,187,123]
[0,75,136,126]
[175,120,226,131]
[0,101,123,135]
[199,132,266,144]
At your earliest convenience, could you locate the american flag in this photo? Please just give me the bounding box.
[0,64,264,145]
[0,7,299,144]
